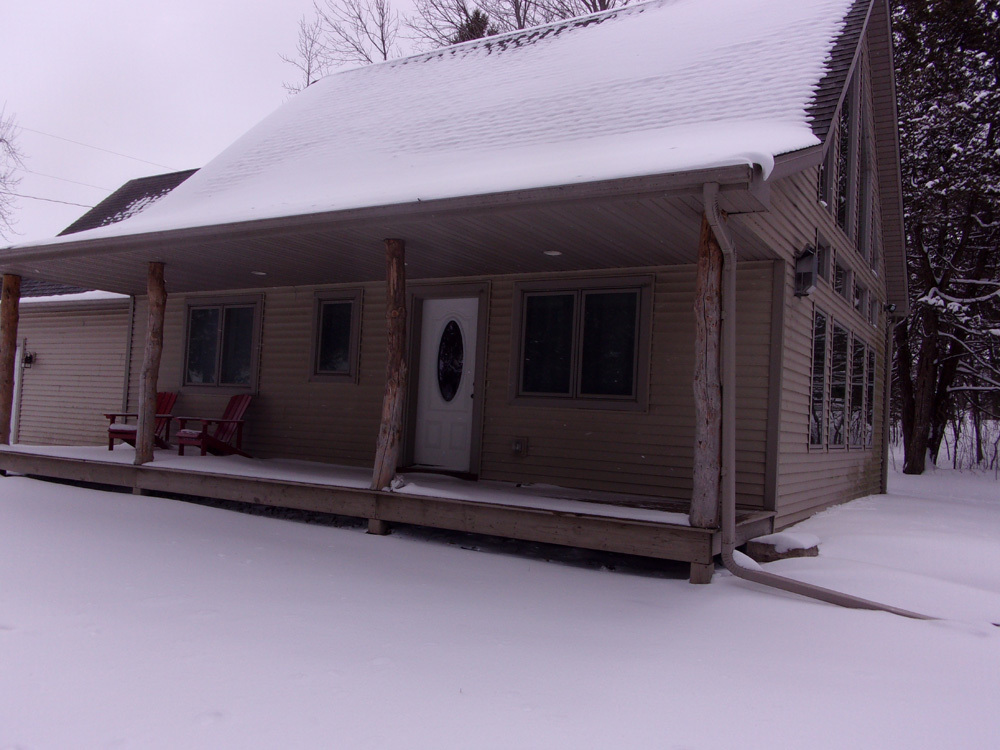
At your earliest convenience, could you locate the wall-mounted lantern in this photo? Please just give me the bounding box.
[22,352,35,368]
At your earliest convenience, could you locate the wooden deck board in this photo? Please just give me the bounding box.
[0,449,774,568]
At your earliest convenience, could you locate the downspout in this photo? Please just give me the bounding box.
[702,182,932,621]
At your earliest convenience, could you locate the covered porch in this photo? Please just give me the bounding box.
[0,165,779,584]
[0,444,773,582]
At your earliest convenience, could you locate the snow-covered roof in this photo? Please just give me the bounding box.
[14,0,861,249]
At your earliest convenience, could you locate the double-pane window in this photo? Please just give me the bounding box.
[518,281,647,404]
[185,300,259,388]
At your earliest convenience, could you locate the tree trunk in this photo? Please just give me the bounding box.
[135,262,166,465]
[903,311,942,474]
[690,214,722,528]
[0,274,21,445]
[371,239,407,492]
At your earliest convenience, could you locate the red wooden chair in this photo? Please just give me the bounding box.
[105,392,178,450]
[174,394,253,457]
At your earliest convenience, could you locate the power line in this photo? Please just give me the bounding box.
[10,192,94,208]
[19,126,176,170]
[17,167,110,191]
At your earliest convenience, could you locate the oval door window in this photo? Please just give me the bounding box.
[437,320,464,402]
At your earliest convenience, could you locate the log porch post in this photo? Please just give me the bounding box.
[369,238,407,534]
[135,262,166,465]
[0,274,21,445]
[690,213,723,530]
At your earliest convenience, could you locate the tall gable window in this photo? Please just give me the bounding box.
[810,310,828,445]
[850,338,867,446]
[820,63,878,265]
[184,296,261,390]
[514,277,651,408]
[311,290,362,381]
[828,324,850,447]
[809,311,876,451]
[835,72,858,236]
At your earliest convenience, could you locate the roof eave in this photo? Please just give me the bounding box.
[2,163,763,267]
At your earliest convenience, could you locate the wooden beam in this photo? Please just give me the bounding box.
[370,238,408,502]
[135,262,166,465]
[0,274,21,445]
[690,214,722,528]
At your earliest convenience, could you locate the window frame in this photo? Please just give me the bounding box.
[828,323,850,448]
[809,308,829,447]
[510,275,653,411]
[182,294,263,393]
[309,289,363,383]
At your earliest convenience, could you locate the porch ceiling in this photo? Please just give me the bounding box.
[2,168,774,295]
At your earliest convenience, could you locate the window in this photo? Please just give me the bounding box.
[816,234,832,282]
[184,297,261,389]
[829,324,849,446]
[810,315,875,451]
[514,278,650,407]
[853,281,868,316]
[866,348,876,448]
[819,64,879,265]
[850,338,866,447]
[810,310,828,446]
[312,290,362,381]
[834,262,852,300]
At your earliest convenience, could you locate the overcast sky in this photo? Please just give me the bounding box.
[2,0,327,243]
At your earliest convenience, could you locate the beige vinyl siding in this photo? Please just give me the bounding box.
[479,262,775,507]
[128,283,387,465]
[125,263,774,506]
[14,299,130,446]
[740,34,890,526]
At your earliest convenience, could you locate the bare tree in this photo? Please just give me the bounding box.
[280,15,334,93]
[540,0,631,21]
[410,0,482,47]
[409,0,627,49]
[314,0,403,66]
[0,106,23,240]
[477,0,546,33]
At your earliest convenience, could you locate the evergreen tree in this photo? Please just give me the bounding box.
[453,9,498,42]
[892,0,1000,472]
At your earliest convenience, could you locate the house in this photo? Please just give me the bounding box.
[0,0,905,582]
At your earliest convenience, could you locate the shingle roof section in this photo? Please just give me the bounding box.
[807,0,873,142]
[18,0,862,246]
[58,169,198,236]
[20,279,88,297]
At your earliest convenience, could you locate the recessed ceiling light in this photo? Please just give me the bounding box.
[250,270,267,276]
[543,250,562,257]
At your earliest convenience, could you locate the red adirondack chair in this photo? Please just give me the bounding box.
[105,391,178,450]
[174,394,253,457]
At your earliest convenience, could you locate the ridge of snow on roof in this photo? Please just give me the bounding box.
[20,0,858,246]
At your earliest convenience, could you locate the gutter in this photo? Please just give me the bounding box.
[702,182,933,621]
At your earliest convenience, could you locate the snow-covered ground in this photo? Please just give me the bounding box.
[1,462,998,749]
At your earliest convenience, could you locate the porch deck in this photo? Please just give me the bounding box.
[0,445,773,582]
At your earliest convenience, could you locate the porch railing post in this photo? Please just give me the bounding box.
[691,213,723,529]
[0,273,21,446]
[135,262,166,465]
[370,238,407,533]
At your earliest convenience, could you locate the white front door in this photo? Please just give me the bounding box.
[413,297,478,471]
